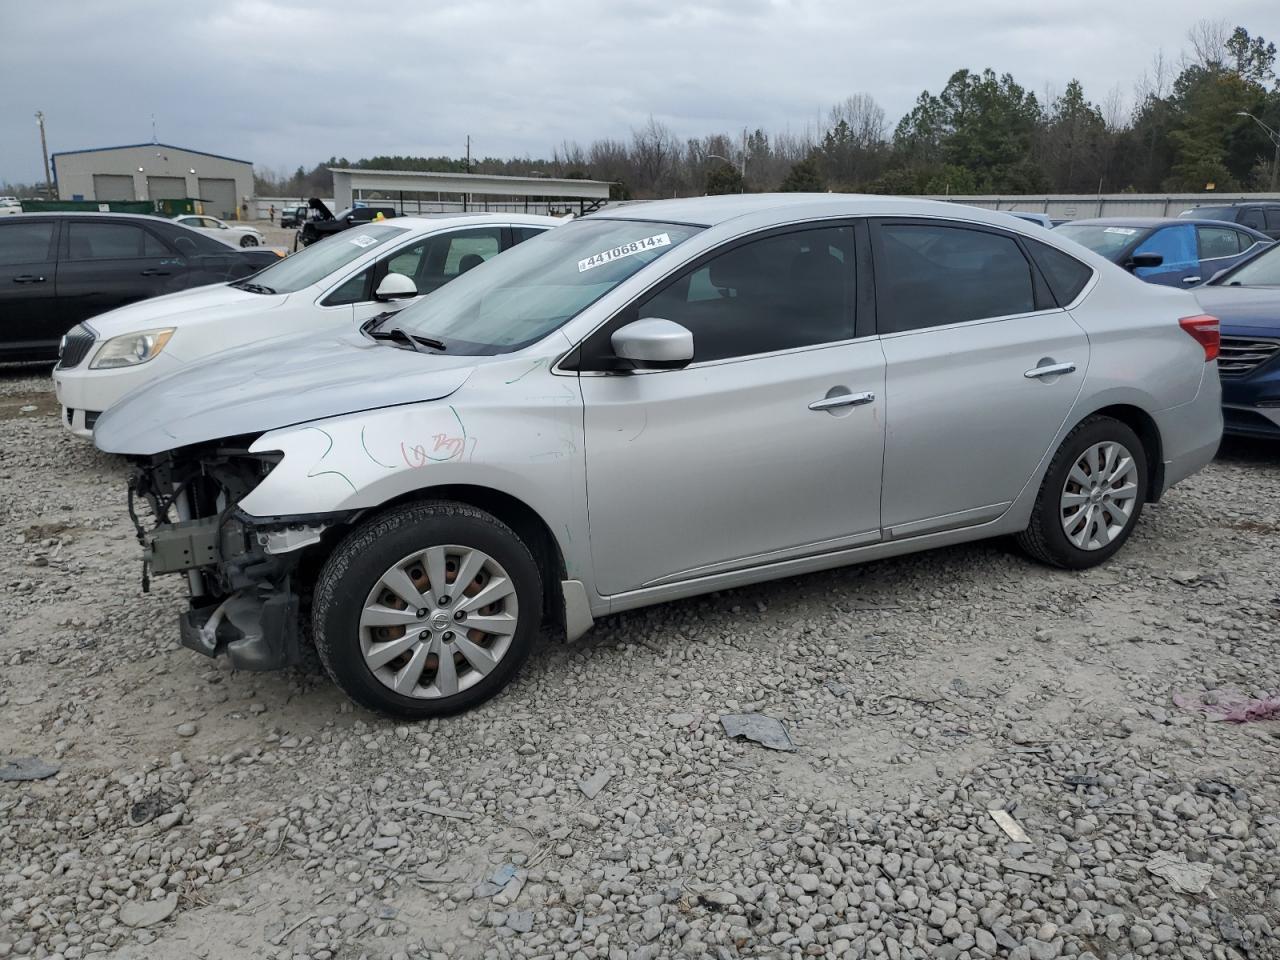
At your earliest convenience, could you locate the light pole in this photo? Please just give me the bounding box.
[706,153,746,194]
[34,111,53,199]
[1237,111,1280,193]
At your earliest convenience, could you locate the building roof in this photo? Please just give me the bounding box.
[50,142,253,166]
[329,167,613,200]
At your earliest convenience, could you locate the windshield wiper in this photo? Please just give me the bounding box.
[235,281,277,295]
[366,325,446,353]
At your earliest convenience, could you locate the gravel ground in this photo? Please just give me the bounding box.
[1,365,1278,960]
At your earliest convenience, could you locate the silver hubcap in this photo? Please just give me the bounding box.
[1060,441,1140,551]
[359,545,518,699]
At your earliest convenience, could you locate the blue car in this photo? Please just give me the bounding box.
[1055,217,1271,287]
[1193,241,1280,438]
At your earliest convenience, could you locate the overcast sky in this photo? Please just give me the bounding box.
[1,0,1275,183]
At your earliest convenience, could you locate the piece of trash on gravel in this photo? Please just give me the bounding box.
[128,791,176,827]
[720,713,796,751]
[0,756,59,782]
[1195,779,1247,805]
[578,768,613,800]
[824,679,849,697]
[1145,852,1213,894]
[1172,689,1280,722]
[1062,774,1102,790]
[989,809,1031,843]
[473,862,519,898]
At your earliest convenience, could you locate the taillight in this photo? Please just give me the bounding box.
[1179,314,1219,362]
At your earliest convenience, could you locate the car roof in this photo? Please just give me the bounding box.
[7,211,186,226]
[376,213,564,231]
[587,193,1058,230]
[1065,216,1271,236]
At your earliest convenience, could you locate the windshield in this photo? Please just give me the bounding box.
[238,224,406,293]
[1055,224,1148,260]
[1185,206,1233,220]
[389,218,703,354]
[1216,242,1280,286]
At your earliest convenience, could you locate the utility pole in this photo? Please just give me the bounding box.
[35,111,53,199]
[465,135,471,174]
[1237,112,1280,193]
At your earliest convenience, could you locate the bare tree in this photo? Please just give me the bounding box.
[828,94,887,148]
[1185,18,1231,69]
[630,116,679,195]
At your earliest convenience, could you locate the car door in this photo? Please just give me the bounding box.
[0,217,61,357]
[1132,224,1200,286]
[56,219,183,325]
[871,219,1089,537]
[577,222,885,597]
[1195,224,1247,281]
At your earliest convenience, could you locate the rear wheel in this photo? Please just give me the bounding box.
[1016,415,1148,569]
[313,501,542,718]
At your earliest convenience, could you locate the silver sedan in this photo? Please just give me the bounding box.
[98,195,1224,718]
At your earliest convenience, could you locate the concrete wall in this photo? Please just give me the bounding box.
[53,145,254,218]
[926,192,1280,220]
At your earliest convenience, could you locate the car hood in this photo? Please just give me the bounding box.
[94,329,476,456]
[86,284,287,339]
[1193,285,1280,333]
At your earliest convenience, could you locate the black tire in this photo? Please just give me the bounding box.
[240,235,258,247]
[1016,415,1149,570]
[313,501,542,719]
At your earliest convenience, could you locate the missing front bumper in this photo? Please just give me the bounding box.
[179,588,301,671]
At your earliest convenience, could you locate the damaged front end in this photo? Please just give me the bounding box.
[127,438,347,671]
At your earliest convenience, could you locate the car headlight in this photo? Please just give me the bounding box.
[90,328,175,369]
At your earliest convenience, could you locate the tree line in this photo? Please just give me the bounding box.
[249,20,1274,201]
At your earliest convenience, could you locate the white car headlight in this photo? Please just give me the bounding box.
[90,328,175,369]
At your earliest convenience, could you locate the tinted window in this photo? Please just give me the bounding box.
[323,267,372,306]
[876,223,1034,333]
[0,221,55,266]
[1198,225,1242,259]
[1025,240,1093,304]
[1265,208,1280,230]
[67,222,165,260]
[513,226,548,244]
[1239,208,1266,231]
[1134,225,1197,277]
[1189,206,1233,221]
[635,226,854,362]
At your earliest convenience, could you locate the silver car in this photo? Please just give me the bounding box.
[96,195,1223,718]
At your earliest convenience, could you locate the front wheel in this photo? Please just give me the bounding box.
[1016,415,1149,569]
[313,501,543,718]
[240,235,259,247]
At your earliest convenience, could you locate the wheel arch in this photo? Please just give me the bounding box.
[1072,402,1165,502]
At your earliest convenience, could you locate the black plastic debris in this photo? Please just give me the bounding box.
[720,713,796,751]
[0,757,59,782]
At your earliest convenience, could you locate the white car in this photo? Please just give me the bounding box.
[0,197,22,216]
[53,213,561,436]
[173,214,265,248]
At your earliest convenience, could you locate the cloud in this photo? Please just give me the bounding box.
[1,0,1272,182]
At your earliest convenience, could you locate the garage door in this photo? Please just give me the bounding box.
[147,176,187,201]
[198,178,237,219]
[92,174,135,201]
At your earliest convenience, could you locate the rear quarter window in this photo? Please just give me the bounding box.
[1025,240,1093,305]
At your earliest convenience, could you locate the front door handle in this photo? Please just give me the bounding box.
[809,391,875,411]
[140,269,170,277]
[12,274,45,283]
[1024,361,1077,379]
[1181,276,1202,284]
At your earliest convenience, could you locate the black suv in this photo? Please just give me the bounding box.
[0,213,281,362]
[1179,202,1280,240]
[297,198,398,247]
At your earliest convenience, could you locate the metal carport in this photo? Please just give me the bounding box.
[329,168,613,216]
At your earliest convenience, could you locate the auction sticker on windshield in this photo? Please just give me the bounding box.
[1103,227,1138,235]
[578,233,671,273]
[349,234,379,248]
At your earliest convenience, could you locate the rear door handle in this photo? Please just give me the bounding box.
[140,269,170,277]
[1181,276,1202,284]
[809,391,875,411]
[1024,362,1077,379]
[12,274,45,283]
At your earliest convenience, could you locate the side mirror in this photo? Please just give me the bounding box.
[611,318,694,370]
[345,214,356,224]
[375,273,417,301]
[1125,252,1163,272]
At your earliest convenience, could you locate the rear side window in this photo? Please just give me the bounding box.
[875,223,1035,333]
[67,222,168,260]
[512,226,548,244]
[1025,240,1093,304]
[0,221,56,265]
[1239,208,1266,231]
[1265,208,1280,231]
[1197,225,1242,259]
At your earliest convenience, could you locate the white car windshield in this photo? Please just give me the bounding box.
[387,219,702,354]
[236,224,407,294]
[1217,242,1280,286]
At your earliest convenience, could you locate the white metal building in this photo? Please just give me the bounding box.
[330,168,613,216]
[51,143,254,219]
